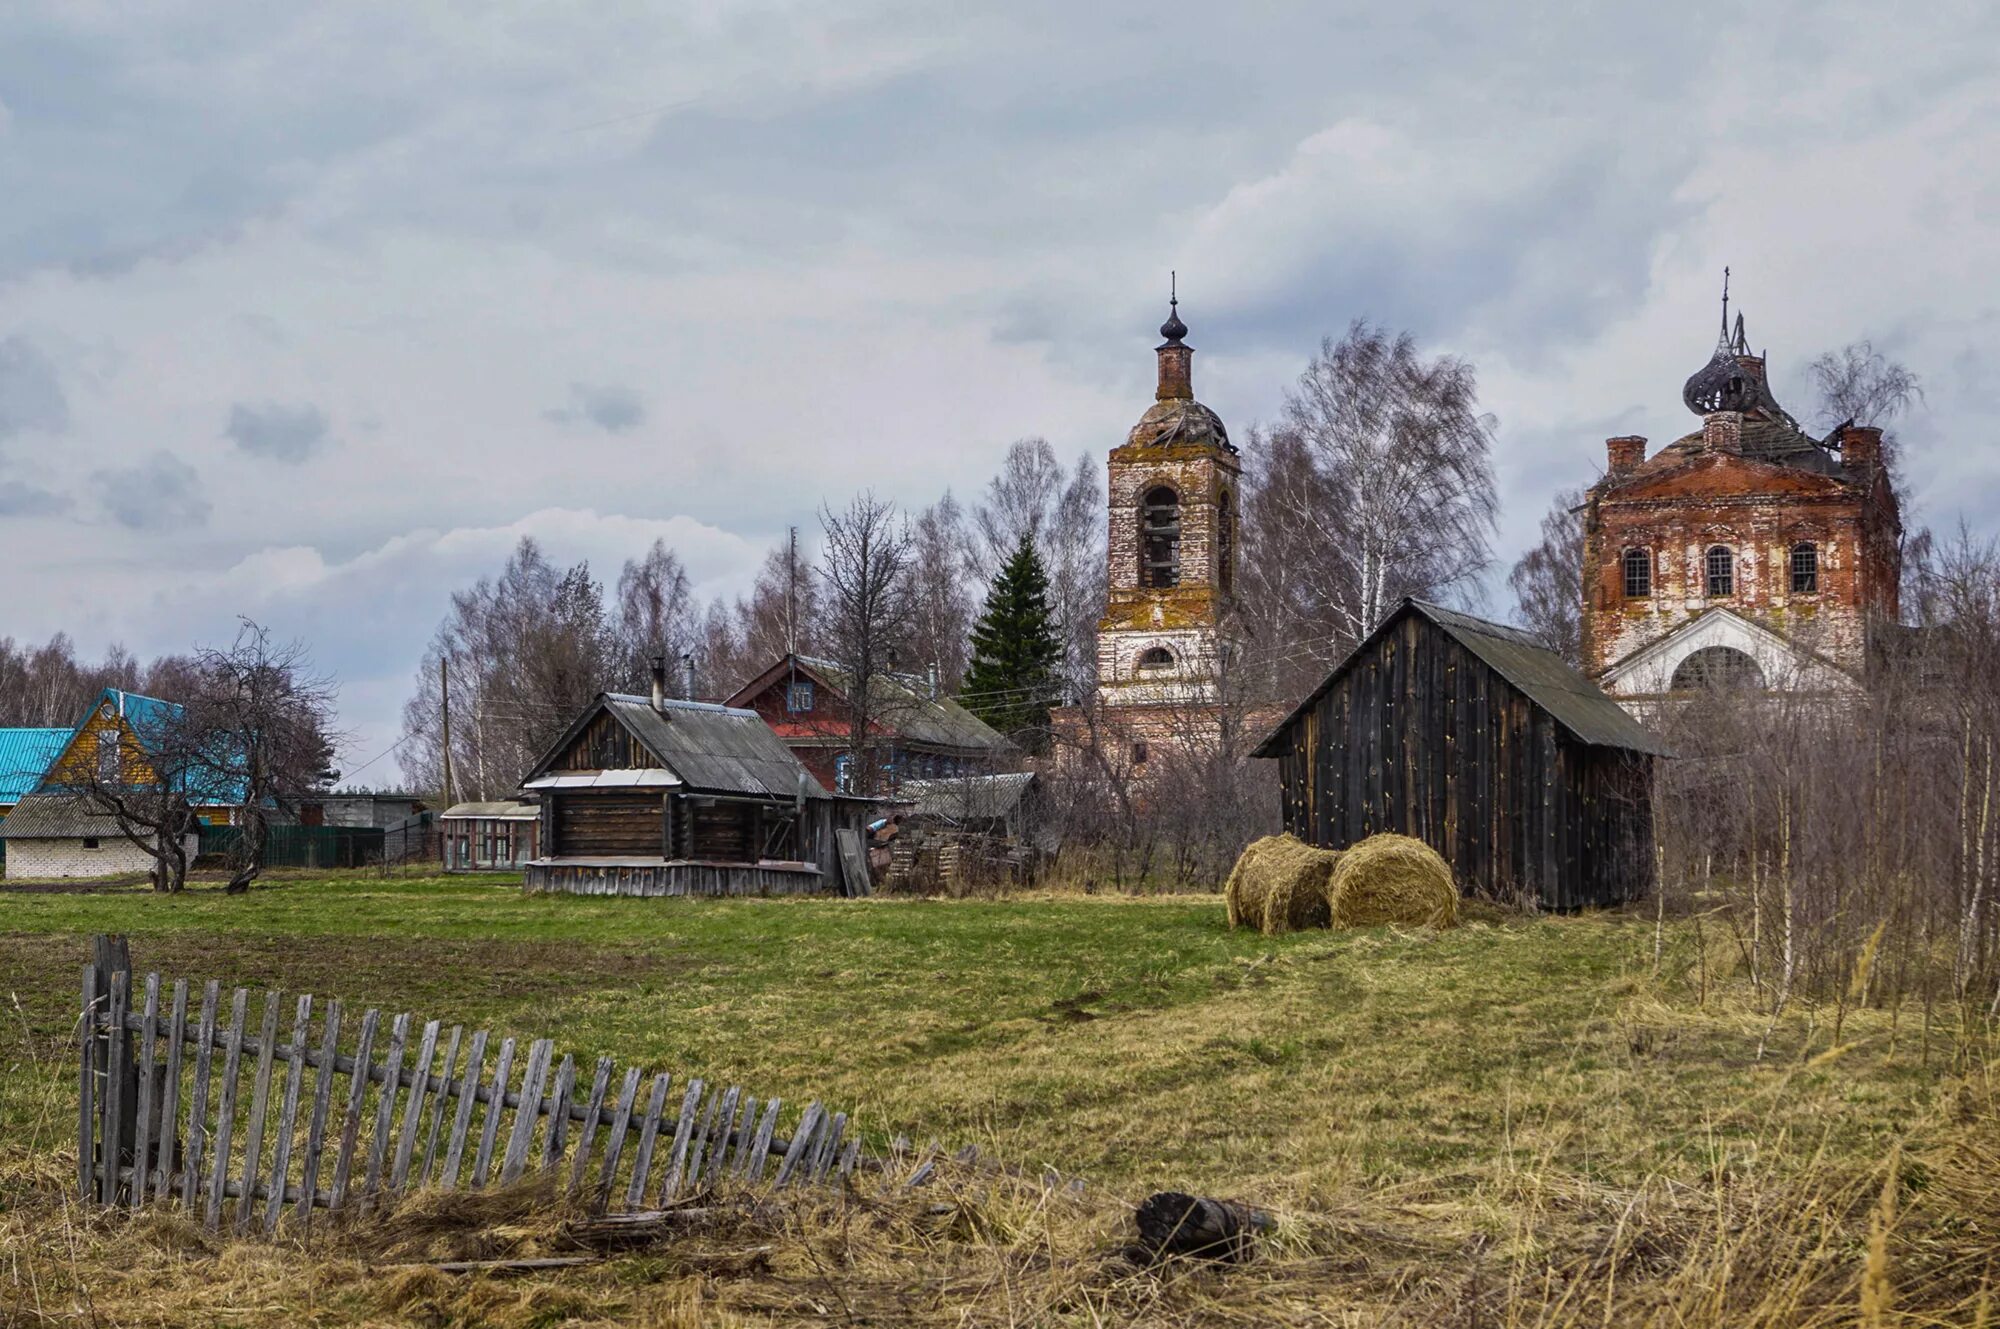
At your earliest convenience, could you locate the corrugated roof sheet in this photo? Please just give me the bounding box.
[0,793,142,839]
[441,801,539,819]
[0,728,67,803]
[1254,599,1673,759]
[793,656,1010,753]
[602,695,832,799]
[897,771,1036,822]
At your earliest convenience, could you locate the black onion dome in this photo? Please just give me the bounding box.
[1159,298,1188,344]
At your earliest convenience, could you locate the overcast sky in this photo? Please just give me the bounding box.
[3,2,1996,784]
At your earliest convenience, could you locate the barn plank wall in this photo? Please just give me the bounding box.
[1274,614,1653,909]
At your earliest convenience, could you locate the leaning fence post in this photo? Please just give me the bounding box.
[90,935,136,1203]
[78,964,99,1202]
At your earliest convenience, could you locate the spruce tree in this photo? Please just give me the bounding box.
[961,533,1064,749]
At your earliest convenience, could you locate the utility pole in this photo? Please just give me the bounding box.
[439,657,455,808]
[786,525,799,655]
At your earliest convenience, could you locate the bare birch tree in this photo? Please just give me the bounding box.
[1261,321,1500,648]
[1507,486,1587,666]
[818,492,916,794]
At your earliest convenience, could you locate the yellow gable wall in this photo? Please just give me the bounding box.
[46,703,164,789]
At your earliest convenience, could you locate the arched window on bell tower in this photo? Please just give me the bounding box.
[1142,486,1181,588]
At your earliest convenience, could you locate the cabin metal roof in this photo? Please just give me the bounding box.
[1253,599,1673,759]
[0,728,67,803]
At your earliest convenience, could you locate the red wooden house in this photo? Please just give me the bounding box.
[725,654,1011,795]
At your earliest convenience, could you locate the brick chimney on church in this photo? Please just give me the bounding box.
[1839,423,1884,478]
[1605,435,1647,476]
[1703,410,1744,454]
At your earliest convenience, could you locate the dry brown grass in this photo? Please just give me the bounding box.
[4,1095,1998,1328]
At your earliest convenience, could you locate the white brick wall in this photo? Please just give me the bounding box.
[3,834,194,880]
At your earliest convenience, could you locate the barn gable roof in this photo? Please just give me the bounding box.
[1253,599,1674,759]
[522,693,830,801]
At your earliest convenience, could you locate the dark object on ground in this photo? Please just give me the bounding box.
[1133,1191,1272,1262]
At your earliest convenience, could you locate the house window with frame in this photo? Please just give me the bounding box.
[95,729,121,783]
[834,753,854,794]
[1705,545,1734,598]
[1141,486,1181,588]
[786,680,814,713]
[1130,740,1150,766]
[1622,548,1651,598]
[1790,541,1818,594]
[82,837,101,850]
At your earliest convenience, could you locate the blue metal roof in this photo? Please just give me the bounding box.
[0,728,68,804]
[33,688,248,806]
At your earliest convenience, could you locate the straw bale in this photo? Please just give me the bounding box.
[1326,834,1458,930]
[1224,834,1341,935]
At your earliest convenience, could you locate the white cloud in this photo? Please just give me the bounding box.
[2,1,1998,779]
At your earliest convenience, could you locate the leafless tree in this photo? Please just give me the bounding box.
[0,633,199,729]
[907,493,976,691]
[401,537,615,802]
[1507,486,1588,666]
[1255,321,1500,651]
[1807,340,1924,479]
[182,621,341,893]
[614,539,698,693]
[48,620,338,893]
[818,492,916,794]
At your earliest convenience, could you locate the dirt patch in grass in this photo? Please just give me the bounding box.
[0,931,701,1040]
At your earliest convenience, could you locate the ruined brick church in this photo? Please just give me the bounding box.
[1580,285,1903,701]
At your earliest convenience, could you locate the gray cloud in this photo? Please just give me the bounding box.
[95,452,210,530]
[0,336,68,438]
[545,382,646,433]
[0,481,72,517]
[226,400,331,462]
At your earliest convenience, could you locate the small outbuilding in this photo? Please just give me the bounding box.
[439,801,541,871]
[1252,598,1671,910]
[518,674,873,898]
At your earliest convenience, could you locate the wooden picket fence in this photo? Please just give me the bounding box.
[79,943,870,1232]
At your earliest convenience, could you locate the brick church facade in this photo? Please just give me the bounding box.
[1580,293,1903,700]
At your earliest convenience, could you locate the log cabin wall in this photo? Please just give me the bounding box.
[551,792,663,856]
[1270,611,1654,909]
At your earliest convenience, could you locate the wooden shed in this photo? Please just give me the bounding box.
[518,684,873,898]
[439,801,540,871]
[1251,599,1671,910]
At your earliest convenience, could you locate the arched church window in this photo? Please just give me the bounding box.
[1622,548,1651,598]
[1671,646,1765,692]
[1217,489,1235,595]
[1705,545,1734,598]
[1790,542,1818,594]
[1141,486,1181,588]
[1137,646,1175,669]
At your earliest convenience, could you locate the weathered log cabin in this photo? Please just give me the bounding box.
[1252,599,1671,910]
[520,666,872,897]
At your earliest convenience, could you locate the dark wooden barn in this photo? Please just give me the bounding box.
[519,677,873,898]
[1252,599,1671,910]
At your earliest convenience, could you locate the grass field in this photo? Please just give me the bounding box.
[3,873,1997,1325]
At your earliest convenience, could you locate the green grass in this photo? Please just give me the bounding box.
[0,873,1975,1201]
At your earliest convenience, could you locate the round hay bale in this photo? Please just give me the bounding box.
[1224,834,1341,935]
[1325,833,1458,930]
[1223,835,1285,929]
